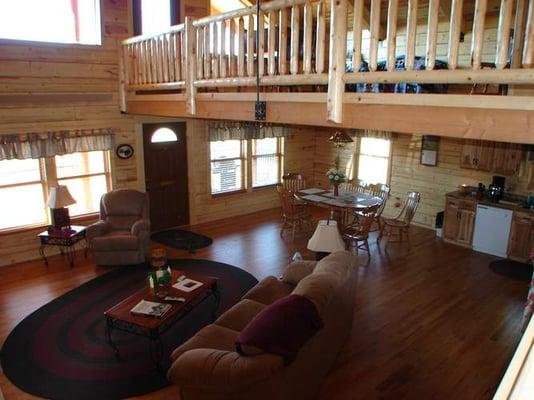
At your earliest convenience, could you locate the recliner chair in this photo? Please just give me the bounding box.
[86,189,150,266]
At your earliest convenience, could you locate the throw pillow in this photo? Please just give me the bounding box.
[235,294,323,364]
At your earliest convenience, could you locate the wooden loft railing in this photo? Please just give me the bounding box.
[119,0,534,124]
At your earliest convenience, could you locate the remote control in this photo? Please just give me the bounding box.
[164,296,186,303]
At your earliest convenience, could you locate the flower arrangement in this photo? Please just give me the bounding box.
[326,168,347,185]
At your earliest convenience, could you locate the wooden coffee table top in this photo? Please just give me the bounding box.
[104,270,217,331]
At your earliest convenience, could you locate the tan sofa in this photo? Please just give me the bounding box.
[86,189,150,266]
[167,251,358,400]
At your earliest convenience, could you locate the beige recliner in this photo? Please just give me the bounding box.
[86,189,150,266]
[167,251,358,400]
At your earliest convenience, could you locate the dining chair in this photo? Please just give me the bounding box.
[343,204,380,262]
[369,183,390,231]
[282,173,307,192]
[276,185,313,241]
[378,191,421,247]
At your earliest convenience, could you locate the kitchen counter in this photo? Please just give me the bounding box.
[446,191,533,215]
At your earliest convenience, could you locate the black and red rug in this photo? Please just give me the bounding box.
[1,259,258,400]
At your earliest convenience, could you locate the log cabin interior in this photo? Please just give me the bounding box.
[0,0,534,399]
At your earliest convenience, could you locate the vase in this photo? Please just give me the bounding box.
[333,183,339,197]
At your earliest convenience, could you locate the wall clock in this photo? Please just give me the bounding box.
[116,144,134,160]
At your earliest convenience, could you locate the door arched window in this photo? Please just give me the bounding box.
[150,127,178,143]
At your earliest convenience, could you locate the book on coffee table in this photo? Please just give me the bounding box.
[130,300,171,318]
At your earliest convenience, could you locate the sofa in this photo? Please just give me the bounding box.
[86,189,150,266]
[167,251,358,400]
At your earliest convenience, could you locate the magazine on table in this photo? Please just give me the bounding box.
[173,278,203,292]
[130,300,171,318]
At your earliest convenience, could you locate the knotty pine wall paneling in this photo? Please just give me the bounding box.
[0,0,140,267]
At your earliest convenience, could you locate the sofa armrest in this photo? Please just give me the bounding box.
[281,260,318,285]
[85,221,111,243]
[131,219,150,236]
[167,348,284,391]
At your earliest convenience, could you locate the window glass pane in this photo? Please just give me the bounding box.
[210,140,241,160]
[358,155,389,185]
[151,127,178,143]
[253,138,277,156]
[0,0,101,45]
[0,184,47,230]
[360,138,391,157]
[211,159,242,194]
[141,0,171,35]
[58,175,107,216]
[56,151,105,179]
[0,159,41,186]
[253,155,279,187]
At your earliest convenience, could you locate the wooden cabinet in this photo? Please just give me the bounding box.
[460,140,524,174]
[460,140,494,171]
[507,212,534,262]
[443,197,476,247]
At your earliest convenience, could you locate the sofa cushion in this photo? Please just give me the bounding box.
[170,324,238,362]
[292,272,338,319]
[215,299,266,332]
[281,260,318,285]
[314,250,354,283]
[90,231,139,251]
[236,294,323,364]
[242,276,294,305]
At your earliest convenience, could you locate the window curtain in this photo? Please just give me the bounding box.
[0,128,115,160]
[350,129,394,140]
[208,121,289,142]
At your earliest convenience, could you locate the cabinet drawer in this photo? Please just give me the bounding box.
[447,198,476,211]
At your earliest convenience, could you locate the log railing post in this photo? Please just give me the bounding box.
[118,42,127,112]
[405,0,418,70]
[495,0,514,69]
[327,0,347,123]
[185,17,197,115]
[523,0,534,67]
[369,0,381,71]
[316,0,326,74]
[447,0,463,69]
[512,0,528,68]
[425,0,440,70]
[471,0,488,69]
[386,0,399,71]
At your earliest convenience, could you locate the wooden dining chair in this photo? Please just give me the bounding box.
[282,173,307,192]
[276,185,313,241]
[369,183,390,231]
[343,204,380,262]
[378,191,421,247]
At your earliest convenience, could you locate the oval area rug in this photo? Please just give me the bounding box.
[1,259,258,400]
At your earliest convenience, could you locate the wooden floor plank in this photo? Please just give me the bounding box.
[0,208,527,399]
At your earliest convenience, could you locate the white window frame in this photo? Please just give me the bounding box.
[209,140,247,196]
[0,150,112,232]
[356,137,392,185]
[251,137,284,189]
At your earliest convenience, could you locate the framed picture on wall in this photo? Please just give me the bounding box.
[420,135,440,166]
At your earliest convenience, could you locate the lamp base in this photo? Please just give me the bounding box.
[50,207,71,229]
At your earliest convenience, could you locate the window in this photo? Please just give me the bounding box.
[0,151,111,231]
[151,127,178,143]
[210,140,245,195]
[209,137,284,195]
[357,138,391,185]
[133,0,180,36]
[0,0,102,45]
[252,138,282,188]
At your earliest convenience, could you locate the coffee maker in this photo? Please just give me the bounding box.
[488,176,505,201]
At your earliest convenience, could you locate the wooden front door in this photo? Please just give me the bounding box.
[143,122,189,231]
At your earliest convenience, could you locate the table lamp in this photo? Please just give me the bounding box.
[307,220,346,260]
[47,185,76,228]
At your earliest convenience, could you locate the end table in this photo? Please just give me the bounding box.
[37,225,87,267]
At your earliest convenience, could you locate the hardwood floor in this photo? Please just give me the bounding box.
[0,208,528,399]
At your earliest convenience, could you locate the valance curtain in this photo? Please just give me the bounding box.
[208,121,290,142]
[350,129,394,140]
[0,128,115,160]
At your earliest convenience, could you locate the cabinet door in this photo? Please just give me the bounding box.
[476,141,495,171]
[457,209,475,245]
[443,200,460,241]
[460,140,479,169]
[507,216,532,261]
[492,142,507,174]
[503,144,524,175]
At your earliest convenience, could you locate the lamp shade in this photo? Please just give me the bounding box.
[47,185,76,208]
[307,220,346,253]
[328,131,353,147]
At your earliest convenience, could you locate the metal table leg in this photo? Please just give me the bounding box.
[39,245,48,266]
[105,317,120,358]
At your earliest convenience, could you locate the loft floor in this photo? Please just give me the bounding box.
[0,208,527,399]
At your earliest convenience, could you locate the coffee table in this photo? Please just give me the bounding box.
[104,269,219,369]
